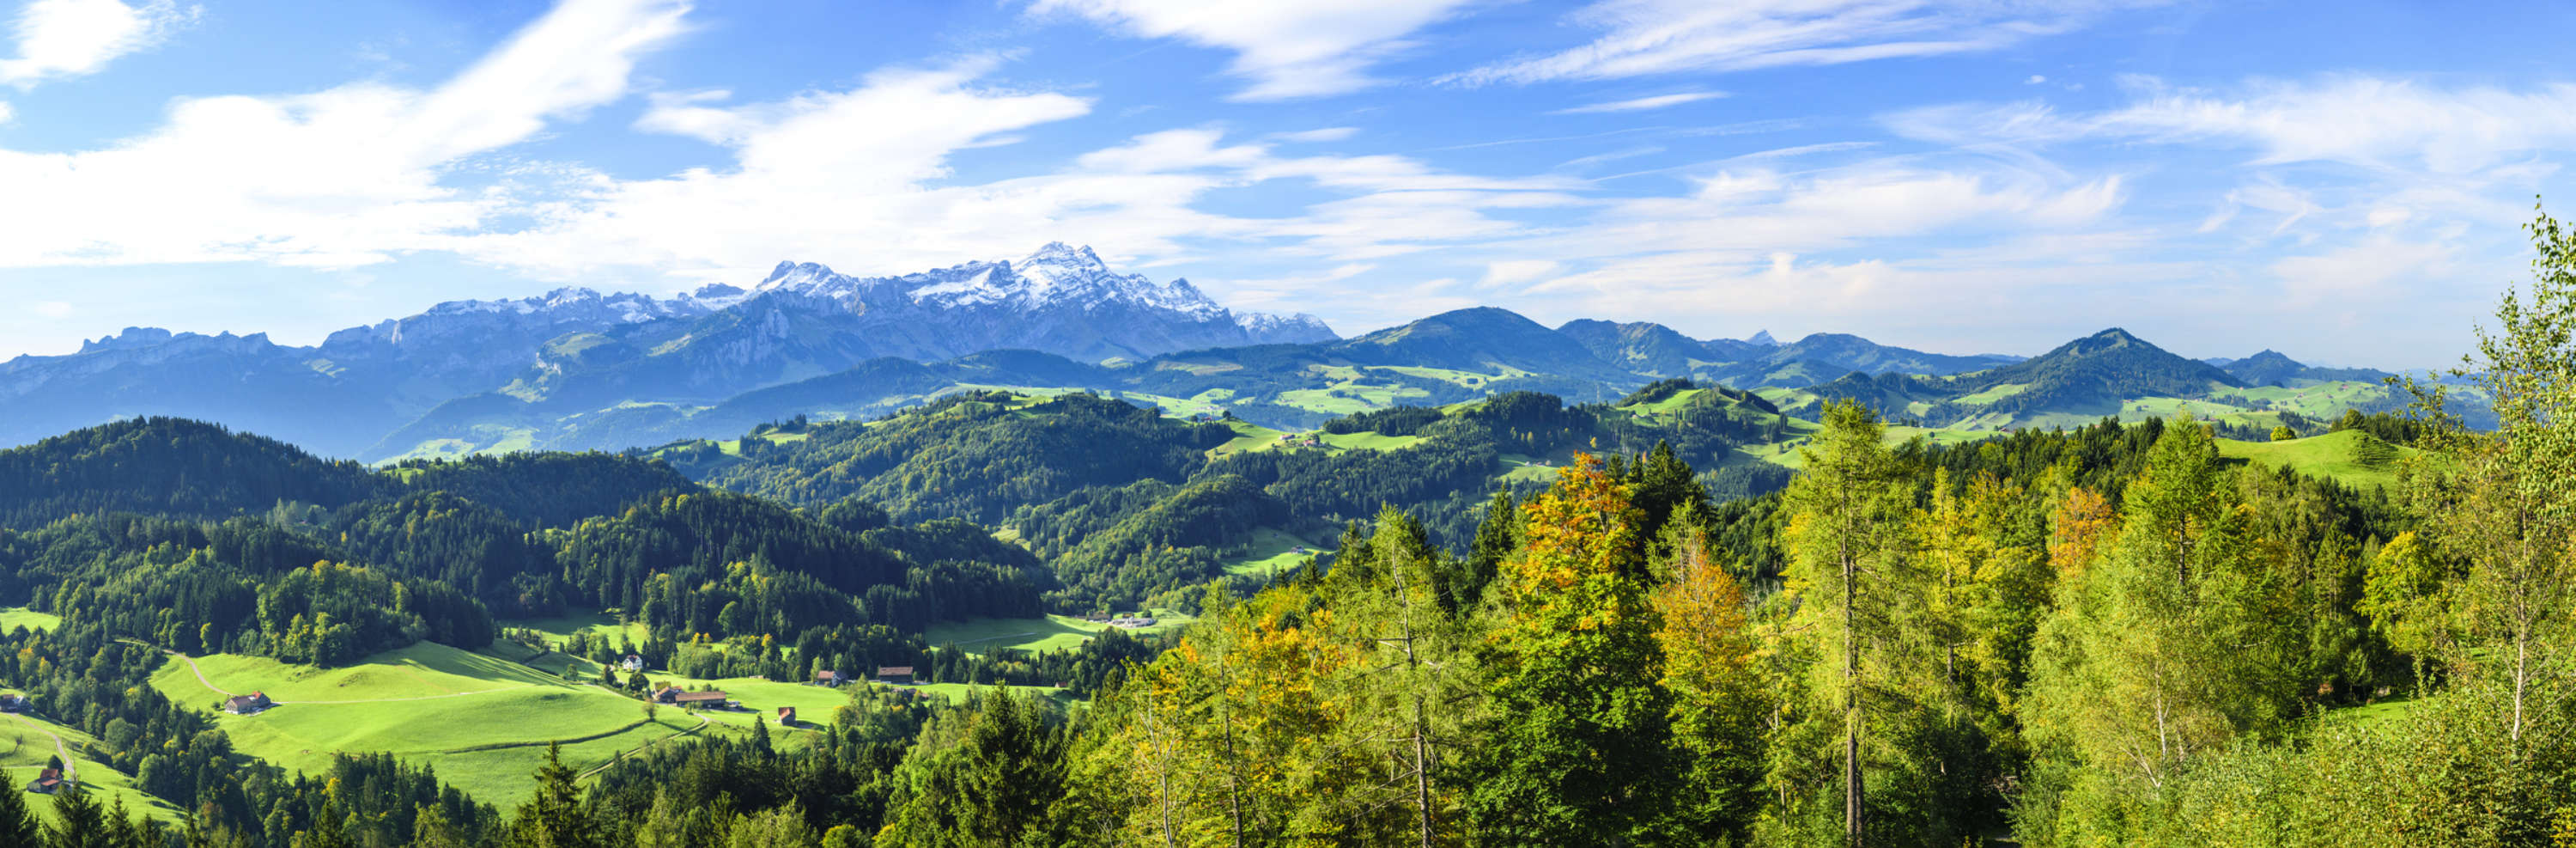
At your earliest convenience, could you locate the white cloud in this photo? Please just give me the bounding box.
[1030,0,1475,100]
[1448,0,2154,87]
[1551,91,1724,113]
[32,299,70,318]
[2024,74,2045,84]
[0,0,691,268]
[0,0,192,88]
[1887,76,2576,174]
[465,80,1585,283]
[1479,259,1558,286]
[0,100,11,123]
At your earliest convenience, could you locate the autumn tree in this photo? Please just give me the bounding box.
[1645,505,1766,842]
[1463,454,1674,844]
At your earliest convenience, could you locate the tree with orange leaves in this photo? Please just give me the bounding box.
[1462,453,1674,845]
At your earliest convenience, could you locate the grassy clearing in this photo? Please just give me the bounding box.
[1209,419,1291,456]
[924,609,1196,656]
[1756,425,1993,469]
[1953,382,2030,405]
[501,613,649,650]
[2322,697,2419,729]
[146,642,684,804]
[1624,387,1708,416]
[0,607,61,631]
[2217,430,2415,490]
[1221,528,1329,577]
[2209,381,2395,418]
[151,641,566,704]
[1370,364,1516,388]
[3,713,188,824]
[1316,430,1422,451]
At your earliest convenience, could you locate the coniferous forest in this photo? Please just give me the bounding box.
[0,211,2567,847]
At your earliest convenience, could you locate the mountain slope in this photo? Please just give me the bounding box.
[3,244,1335,459]
[1334,308,1626,379]
[2222,350,2394,387]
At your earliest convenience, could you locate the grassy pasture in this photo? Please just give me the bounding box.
[501,613,650,651]
[146,642,690,804]
[1221,527,1329,577]
[0,607,61,631]
[924,609,1196,656]
[2,711,189,824]
[2216,430,2414,490]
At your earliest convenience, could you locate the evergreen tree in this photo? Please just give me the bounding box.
[1464,454,1673,844]
[0,778,38,848]
[511,742,592,848]
[47,787,107,848]
[1461,488,1519,607]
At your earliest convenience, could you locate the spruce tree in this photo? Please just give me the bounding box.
[0,776,38,847]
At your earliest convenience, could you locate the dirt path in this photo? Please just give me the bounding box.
[578,713,710,780]
[171,652,236,699]
[9,712,76,784]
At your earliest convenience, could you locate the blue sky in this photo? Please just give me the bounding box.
[3,0,2573,368]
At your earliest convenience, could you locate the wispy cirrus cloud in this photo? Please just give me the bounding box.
[1885,76,2576,174]
[1551,91,1724,113]
[1446,0,2156,87]
[1030,0,1476,101]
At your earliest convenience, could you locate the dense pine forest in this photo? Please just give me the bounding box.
[0,210,2566,846]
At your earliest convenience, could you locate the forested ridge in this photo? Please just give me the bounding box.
[0,210,2566,846]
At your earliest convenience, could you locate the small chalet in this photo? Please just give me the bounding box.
[813,670,851,687]
[223,692,274,715]
[651,686,677,704]
[0,693,27,713]
[671,690,731,710]
[776,706,797,725]
[620,655,645,672]
[875,666,915,685]
[25,767,64,795]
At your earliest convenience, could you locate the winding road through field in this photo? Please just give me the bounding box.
[9,712,77,784]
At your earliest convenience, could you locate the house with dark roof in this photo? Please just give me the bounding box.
[619,655,645,672]
[670,690,731,710]
[812,670,851,687]
[776,706,797,726]
[25,768,64,795]
[875,666,915,685]
[223,692,273,715]
[0,693,27,713]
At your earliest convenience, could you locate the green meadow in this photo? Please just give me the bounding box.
[924,609,1195,656]
[1221,527,1329,577]
[0,607,61,632]
[1,711,187,825]
[145,642,720,804]
[2216,429,2415,490]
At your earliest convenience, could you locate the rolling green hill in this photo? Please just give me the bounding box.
[2217,429,2415,490]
